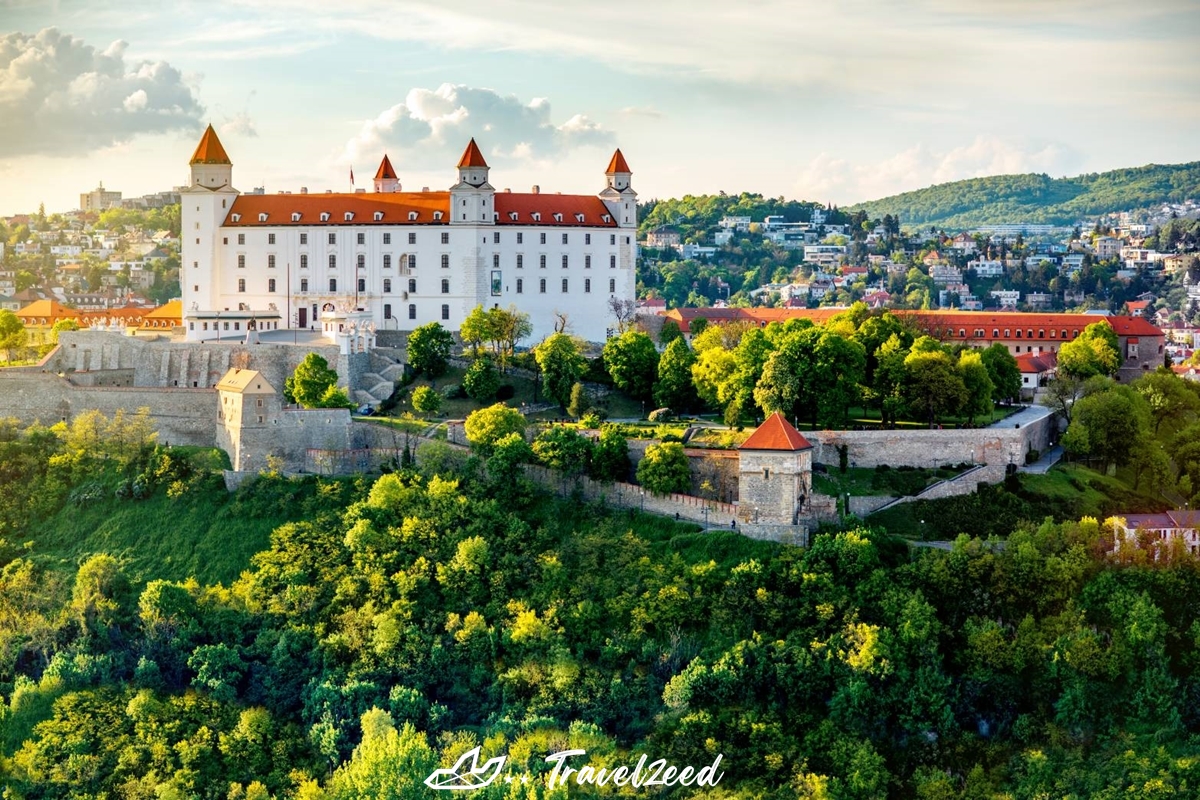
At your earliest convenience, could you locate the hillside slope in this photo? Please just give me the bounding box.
[846,161,1200,229]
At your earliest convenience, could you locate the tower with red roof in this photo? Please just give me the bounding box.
[374,154,400,193]
[738,412,814,524]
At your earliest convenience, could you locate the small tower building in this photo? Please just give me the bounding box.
[738,412,814,524]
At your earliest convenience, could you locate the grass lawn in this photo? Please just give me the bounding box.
[814,464,971,498]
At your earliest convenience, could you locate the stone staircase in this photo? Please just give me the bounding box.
[354,350,407,408]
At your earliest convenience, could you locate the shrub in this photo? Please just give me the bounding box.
[464,357,500,402]
[648,407,674,423]
[411,385,443,415]
[637,442,691,495]
[441,384,467,400]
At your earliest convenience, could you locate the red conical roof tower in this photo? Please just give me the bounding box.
[456,138,489,169]
[189,124,232,165]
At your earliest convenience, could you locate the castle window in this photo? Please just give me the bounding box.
[383,303,392,319]
[268,278,276,292]
[344,212,354,221]
[238,278,245,292]
[238,233,245,245]
[763,468,770,479]
[516,278,523,294]
[223,238,228,245]
[561,232,568,243]
[268,255,276,269]
[441,304,449,320]
[494,254,500,269]
[383,233,391,245]
[268,233,276,244]
[329,254,337,269]
[409,254,416,269]
[540,255,547,269]
[517,232,523,244]
[562,255,569,269]
[433,211,443,221]
[383,254,391,270]
[292,213,301,222]
[540,278,546,293]
[300,254,308,269]
[509,212,518,221]
[602,215,611,223]
[357,233,365,245]
[259,213,268,222]
[532,213,541,222]
[373,211,384,221]
[383,278,392,293]
[408,304,416,319]
[358,278,366,292]
[554,214,563,224]
[300,278,308,292]
[585,233,591,245]
[585,278,591,293]
[300,233,308,244]
[585,255,592,269]
[609,278,616,293]
[517,254,524,269]
[610,234,616,245]
[441,278,450,294]
[357,254,365,270]
[329,278,337,291]
[576,214,585,223]
[610,254,617,269]
[441,254,449,269]
[408,278,416,293]
[493,232,500,244]
[562,278,569,293]
[441,232,449,245]
[539,232,546,244]
[327,232,336,244]
[231,214,241,223]
[238,255,245,269]
[320,213,330,222]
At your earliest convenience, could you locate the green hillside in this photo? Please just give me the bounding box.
[846,162,1200,229]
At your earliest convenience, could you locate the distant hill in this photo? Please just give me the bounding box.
[847,162,1200,230]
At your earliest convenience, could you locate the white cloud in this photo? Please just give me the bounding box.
[341,83,614,166]
[0,28,204,158]
[796,137,1084,204]
[220,111,257,138]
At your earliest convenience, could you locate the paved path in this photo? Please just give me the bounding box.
[1021,445,1064,474]
[989,404,1055,429]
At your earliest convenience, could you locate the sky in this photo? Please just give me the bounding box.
[0,0,1197,216]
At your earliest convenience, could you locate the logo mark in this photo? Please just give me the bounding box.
[424,746,508,791]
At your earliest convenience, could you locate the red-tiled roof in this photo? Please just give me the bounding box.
[190,124,231,165]
[225,193,450,226]
[739,412,813,451]
[606,148,631,173]
[494,193,617,227]
[374,155,398,180]
[1015,350,1057,374]
[457,138,489,168]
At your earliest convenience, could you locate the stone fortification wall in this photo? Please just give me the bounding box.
[0,370,215,445]
[67,369,135,387]
[810,414,1054,470]
[229,408,353,473]
[47,331,343,392]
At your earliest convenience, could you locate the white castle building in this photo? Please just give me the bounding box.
[181,126,638,343]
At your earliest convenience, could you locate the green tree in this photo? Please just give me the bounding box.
[870,334,909,426]
[459,305,489,355]
[410,385,442,415]
[958,351,995,425]
[1131,369,1199,435]
[980,343,1022,403]
[463,356,500,402]
[636,441,691,495]
[464,403,527,455]
[567,382,589,419]
[1063,383,1150,470]
[603,330,659,402]
[0,310,28,361]
[49,318,80,345]
[903,350,967,426]
[534,333,586,410]
[326,711,437,800]
[589,426,630,482]
[487,305,532,372]
[689,317,708,336]
[405,323,454,378]
[532,426,593,476]
[653,338,697,412]
[1058,321,1120,379]
[659,319,683,346]
[284,353,340,408]
[487,431,533,481]
[318,385,356,410]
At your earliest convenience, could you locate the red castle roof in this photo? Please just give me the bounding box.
[740,412,813,451]
[606,148,631,173]
[190,125,232,165]
[457,138,489,169]
[374,155,398,180]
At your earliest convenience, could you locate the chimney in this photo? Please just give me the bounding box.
[422,186,430,192]
[355,188,366,194]
[300,187,308,194]
[532,185,540,194]
[504,188,511,193]
[325,189,333,194]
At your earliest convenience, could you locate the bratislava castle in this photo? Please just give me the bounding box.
[181,125,638,343]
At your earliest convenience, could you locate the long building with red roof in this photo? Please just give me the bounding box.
[181,127,638,343]
[663,306,1165,383]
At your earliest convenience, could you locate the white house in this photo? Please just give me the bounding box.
[181,126,638,343]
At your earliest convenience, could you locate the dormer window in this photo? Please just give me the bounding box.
[408,211,418,221]
[433,211,443,221]
[553,213,563,222]
[291,212,301,222]
[575,213,585,223]
[532,212,541,222]
[230,213,241,222]
[320,212,330,222]
[374,211,384,221]
[601,214,611,223]
[258,213,268,222]
[493,212,498,221]
[344,212,354,221]
[509,212,518,221]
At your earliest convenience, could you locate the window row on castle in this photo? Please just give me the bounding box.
[230,252,622,270]
[225,231,628,247]
[380,304,454,321]
[235,276,619,295]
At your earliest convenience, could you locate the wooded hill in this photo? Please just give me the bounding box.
[846,162,1200,230]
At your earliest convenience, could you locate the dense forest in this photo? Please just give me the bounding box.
[847,162,1200,229]
[2,413,1200,798]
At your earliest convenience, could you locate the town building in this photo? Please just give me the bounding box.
[1114,510,1200,556]
[181,126,638,343]
[646,229,681,248]
[737,412,814,526]
[79,182,122,212]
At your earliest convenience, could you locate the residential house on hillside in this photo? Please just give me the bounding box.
[1015,350,1057,399]
[1114,510,1200,555]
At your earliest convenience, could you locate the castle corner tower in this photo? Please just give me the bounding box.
[599,148,637,229]
[374,154,400,193]
[449,138,495,225]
